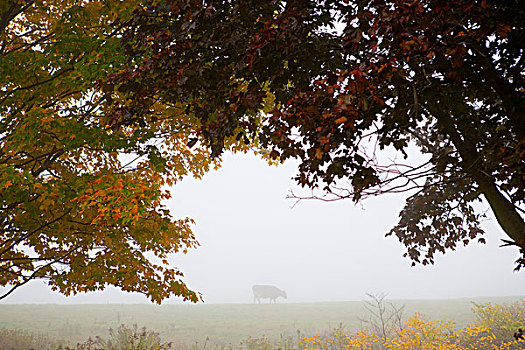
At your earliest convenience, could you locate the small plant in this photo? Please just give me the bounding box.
[0,328,66,350]
[238,333,299,350]
[76,324,172,350]
[240,335,275,350]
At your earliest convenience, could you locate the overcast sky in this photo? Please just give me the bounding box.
[2,151,524,304]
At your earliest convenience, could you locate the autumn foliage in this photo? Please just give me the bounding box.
[1,0,523,302]
[0,0,227,302]
[110,0,524,268]
[299,301,525,350]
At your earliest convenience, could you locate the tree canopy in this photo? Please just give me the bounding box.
[109,0,524,267]
[1,0,523,302]
[0,0,245,302]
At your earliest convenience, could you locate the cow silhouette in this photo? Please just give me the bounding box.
[252,285,287,303]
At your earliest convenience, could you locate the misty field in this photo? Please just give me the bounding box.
[0,296,523,348]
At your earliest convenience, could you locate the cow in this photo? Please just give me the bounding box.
[252,285,287,303]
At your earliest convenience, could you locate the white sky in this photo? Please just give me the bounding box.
[2,152,524,304]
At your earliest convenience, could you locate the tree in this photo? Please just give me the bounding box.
[0,0,240,302]
[110,0,524,268]
[4,0,522,302]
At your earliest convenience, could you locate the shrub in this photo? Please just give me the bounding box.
[300,328,380,350]
[299,314,458,350]
[385,313,459,350]
[457,301,525,350]
[297,302,525,350]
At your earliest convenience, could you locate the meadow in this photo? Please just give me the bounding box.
[0,296,523,348]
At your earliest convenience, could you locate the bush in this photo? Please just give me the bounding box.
[457,300,525,350]
[297,301,525,350]
[299,314,458,350]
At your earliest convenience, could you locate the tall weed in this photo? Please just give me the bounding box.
[0,328,66,350]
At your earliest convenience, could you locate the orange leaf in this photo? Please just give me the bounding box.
[335,116,347,124]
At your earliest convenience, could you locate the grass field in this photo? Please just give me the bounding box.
[0,296,523,348]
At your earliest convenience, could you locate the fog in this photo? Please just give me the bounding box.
[2,152,524,304]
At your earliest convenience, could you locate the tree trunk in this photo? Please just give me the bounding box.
[437,114,525,250]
